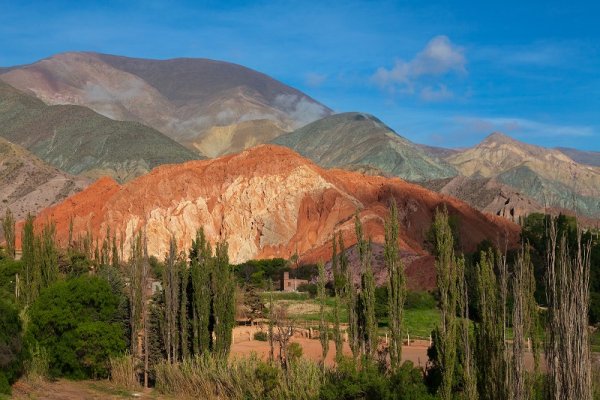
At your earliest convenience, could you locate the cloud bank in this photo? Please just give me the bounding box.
[373,35,466,101]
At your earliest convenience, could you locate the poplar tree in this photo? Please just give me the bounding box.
[546,222,592,400]
[475,249,508,400]
[21,214,37,305]
[432,207,459,400]
[331,235,344,362]
[512,245,537,400]
[163,236,180,363]
[385,199,406,370]
[190,228,211,355]
[355,214,377,359]
[268,279,275,363]
[179,257,190,359]
[457,255,477,400]
[317,261,329,365]
[212,241,234,356]
[2,208,15,259]
[38,222,58,287]
[343,230,359,360]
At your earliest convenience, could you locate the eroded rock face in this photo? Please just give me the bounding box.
[29,145,519,269]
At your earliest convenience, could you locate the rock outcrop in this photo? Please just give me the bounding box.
[28,146,519,286]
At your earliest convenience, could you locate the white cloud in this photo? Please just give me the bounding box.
[273,94,329,127]
[373,35,466,97]
[420,84,453,102]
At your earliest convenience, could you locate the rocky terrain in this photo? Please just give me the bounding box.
[273,112,456,182]
[446,132,600,217]
[0,137,89,224]
[28,146,519,282]
[0,80,199,182]
[0,52,331,155]
[555,147,600,167]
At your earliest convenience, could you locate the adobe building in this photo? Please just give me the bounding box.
[281,271,308,292]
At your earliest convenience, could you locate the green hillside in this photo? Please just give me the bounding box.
[273,112,456,182]
[0,81,200,182]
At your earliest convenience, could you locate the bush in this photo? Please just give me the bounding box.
[110,352,140,391]
[287,342,303,363]
[28,275,126,379]
[0,298,28,394]
[297,283,317,297]
[155,354,322,399]
[321,358,434,400]
[404,291,436,310]
[254,331,268,341]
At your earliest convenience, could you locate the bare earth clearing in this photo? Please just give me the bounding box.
[11,326,545,399]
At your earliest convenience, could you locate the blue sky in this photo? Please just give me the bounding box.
[1,0,599,150]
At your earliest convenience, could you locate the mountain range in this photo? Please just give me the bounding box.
[0,137,89,223]
[0,52,331,156]
[27,145,518,288]
[0,80,199,182]
[1,51,598,271]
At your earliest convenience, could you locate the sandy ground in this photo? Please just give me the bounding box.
[230,325,541,370]
[10,379,156,399]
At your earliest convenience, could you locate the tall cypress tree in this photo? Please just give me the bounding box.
[354,213,377,359]
[317,260,329,365]
[212,241,234,356]
[190,228,211,355]
[39,222,58,287]
[331,235,344,362]
[163,236,180,363]
[21,214,37,305]
[475,249,508,400]
[432,207,459,400]
[343,230,359,360]
[2,208,15,259]
[385,199,405,370]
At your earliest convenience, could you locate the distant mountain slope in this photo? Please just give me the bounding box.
[419,176,544,222]
[29,146,518,289]
[556,147,600,167]
[0,52,331,155]
[194,119,285,158]
[0,137,89,223]
[0,81,199,182]
[272,112,457,182]
[446,132,600,217]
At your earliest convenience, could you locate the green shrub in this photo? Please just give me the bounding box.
[254,331,268,341]
[321,358,434,400]
[287,342,303,363]
[0,298,28,394]
[297,283,317,297]
[404,291,436,310]
[28,275,126,379]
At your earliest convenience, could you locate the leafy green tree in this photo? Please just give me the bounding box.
[0,298,28,394]
[355,214,377,359]
[385,200,406,370]
[474,249,508,400]
[28,275,126,379]
[430,207,459,400]
[317,261,329,365]
[2,208,16,259]
[21,214,37,305]
[211,241,235,356]
[190,229,211,355]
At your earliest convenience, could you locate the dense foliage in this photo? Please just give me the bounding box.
[28,275,126,379]
[0,298,28,394]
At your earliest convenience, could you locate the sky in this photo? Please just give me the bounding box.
[1,0,599,150]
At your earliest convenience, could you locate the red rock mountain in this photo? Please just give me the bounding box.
[30,145,519,287]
